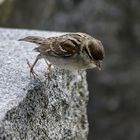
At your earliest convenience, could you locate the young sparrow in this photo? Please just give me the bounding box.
[19,32,105,79]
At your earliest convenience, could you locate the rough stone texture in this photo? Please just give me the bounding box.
[0,0,140,140]
[0,28,89,140]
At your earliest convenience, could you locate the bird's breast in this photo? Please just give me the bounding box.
[42,54,96,70]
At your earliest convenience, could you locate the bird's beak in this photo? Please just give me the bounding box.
[96,61,102,71]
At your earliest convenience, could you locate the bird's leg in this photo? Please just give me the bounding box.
[27,59,38,79]
[45,59,52,80]
[27,54,41,79]
[47,63,52,80]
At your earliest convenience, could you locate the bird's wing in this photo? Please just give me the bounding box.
[36,34,82,57]
[19,33,85,57]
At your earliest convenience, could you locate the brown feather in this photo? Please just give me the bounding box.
[19,33,105,65]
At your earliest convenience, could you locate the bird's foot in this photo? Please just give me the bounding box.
[26,59,41,81]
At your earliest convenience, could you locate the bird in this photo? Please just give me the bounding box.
[19,32,105,79]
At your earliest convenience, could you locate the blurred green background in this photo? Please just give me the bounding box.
[0,0,140,140]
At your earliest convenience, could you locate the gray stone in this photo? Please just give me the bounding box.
[0,28,89,140]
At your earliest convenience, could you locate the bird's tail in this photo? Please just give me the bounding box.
[18,36,46,45]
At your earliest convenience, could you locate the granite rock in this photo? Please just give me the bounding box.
[0,28,89,140]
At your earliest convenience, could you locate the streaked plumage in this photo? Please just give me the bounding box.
[19,32,105,78]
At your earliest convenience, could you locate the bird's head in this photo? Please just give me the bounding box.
[83,38,105,70]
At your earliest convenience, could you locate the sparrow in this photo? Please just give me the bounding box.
[19,32,105,79]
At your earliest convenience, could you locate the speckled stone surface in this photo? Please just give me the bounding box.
[0,28,89,140]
